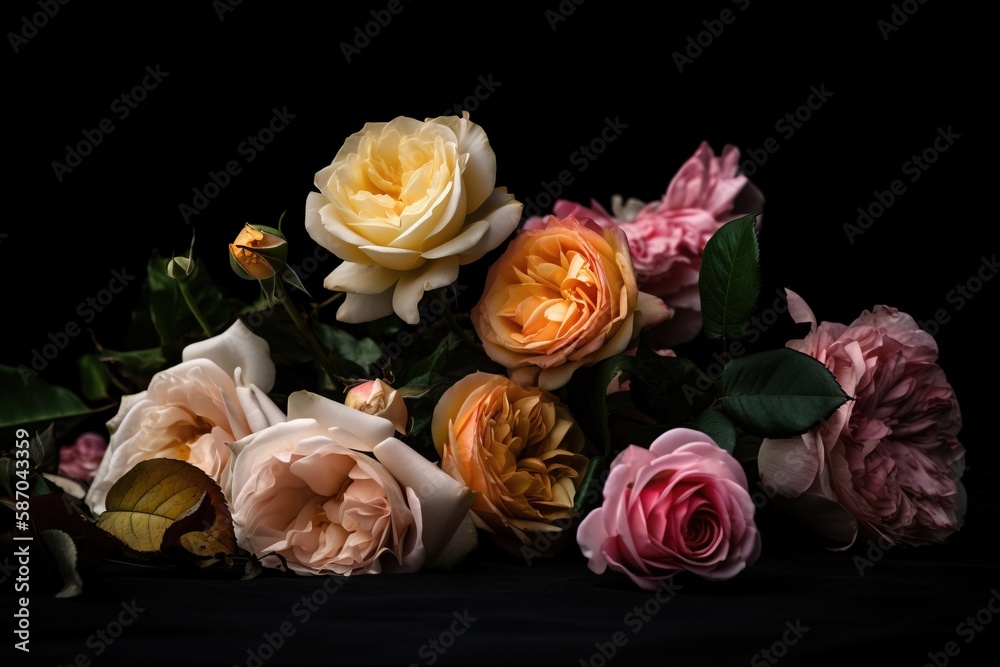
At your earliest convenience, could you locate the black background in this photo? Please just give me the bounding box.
[4,1,997,665]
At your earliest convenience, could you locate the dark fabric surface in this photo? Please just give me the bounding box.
[5,2,994,666]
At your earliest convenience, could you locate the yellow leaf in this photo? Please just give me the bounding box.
[96,459,236,558]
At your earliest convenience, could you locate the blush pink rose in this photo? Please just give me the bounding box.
[577,428,761,590]
[525,141,763,345]
[757,290,966,548]
[229,391,477,576]
[58,432,108,483]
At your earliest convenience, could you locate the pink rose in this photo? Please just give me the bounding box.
[58,432,108,482]
[757,291,966,548]
[577,428,761,590]
[525,141,763,345]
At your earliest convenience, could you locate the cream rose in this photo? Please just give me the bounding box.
[305,112,522,325]
[473,215,672,390]
[84,321,286,514]
[229,391,477,575]
[432,372,588,547]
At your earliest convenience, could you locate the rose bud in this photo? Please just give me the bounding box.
[345,379,409,435]
[229,223,289,281]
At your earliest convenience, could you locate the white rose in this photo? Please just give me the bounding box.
[85,321,286,514]
[229,391,477,575]
[305,112,522,325]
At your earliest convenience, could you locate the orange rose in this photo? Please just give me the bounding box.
[473,215,671,390]
[432,371,588,546]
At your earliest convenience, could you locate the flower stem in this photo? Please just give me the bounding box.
[178,282,213,337]
[276,283,340,388]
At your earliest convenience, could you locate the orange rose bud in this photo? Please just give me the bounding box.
[229,223,288,281]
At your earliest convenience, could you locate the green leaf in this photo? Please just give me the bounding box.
[0,365,97,430]
[98,347,168,388]
[574,456,604,514]
[717,348,850,438]
[567,355,634,458]
[76,353,109,402]
[690,408,738,454]
[699,214,761,340]
[41,530,84,598]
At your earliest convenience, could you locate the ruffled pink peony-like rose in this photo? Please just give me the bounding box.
[757,290,966,548]
[229,391,477,576]
[577,428,761,590]
[58,432,108,483]
[525,141,763,345]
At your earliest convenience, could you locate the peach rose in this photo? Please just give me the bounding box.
[577,428,761,590]
[230,391,477,575]
[345,379,408,434]
[473,215,671,390]
[84,321,286,515]
[432,372,588,547]
[757,291,966,548]
[305,112,522,325]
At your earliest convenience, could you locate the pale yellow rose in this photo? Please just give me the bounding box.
[432,371,588,546]
[229,391,478,575]
[472,215,672,391]
[345,379,409,434]
[85,321,286,515]
[305,112,522,325]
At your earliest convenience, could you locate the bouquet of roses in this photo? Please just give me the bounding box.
[1,112,965,596]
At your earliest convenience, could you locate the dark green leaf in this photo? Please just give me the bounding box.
[718,348,850,438]
[145,254,240,346]
[574,456,604,514]
[699,214,761,340]
[76,354,109,402]
[690,408,738,454]
[0,365,97,430]
[567,355,634,457]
